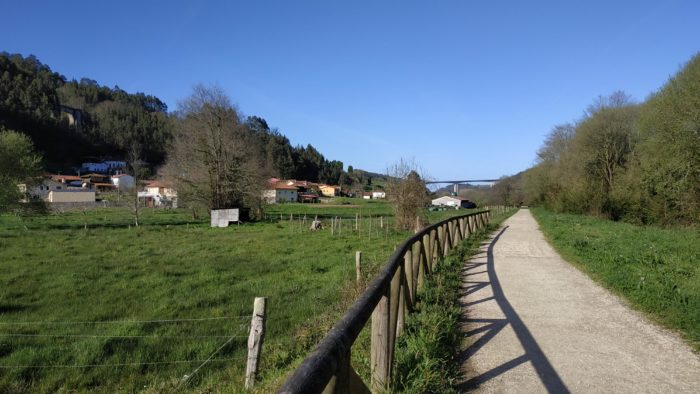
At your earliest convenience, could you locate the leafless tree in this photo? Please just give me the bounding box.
[164,84,264,216]
[126,144,146,227]
[386,159,430,231]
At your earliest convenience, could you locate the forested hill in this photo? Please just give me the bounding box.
[0,52,363,186]
[0,52,169,167]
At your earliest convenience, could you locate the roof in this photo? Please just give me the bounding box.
[93,182,115,187]
[146,180,173,188]
[50,174,82,181]
[274,184,298,190]
[433,195,462,200]
[81,173,107,178]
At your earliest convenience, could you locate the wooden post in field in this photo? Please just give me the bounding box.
[415,216,421,233]
[331,217,335,236]
[380,216,383,229]
[339,216,342,235]
[355,251,362,284]
[355,213,359,232]
[245,297,267,390]
[368,216,372,240]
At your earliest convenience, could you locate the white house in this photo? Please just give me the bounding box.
[110,174,135,190]
[264,182,298,204]
[18,179,65,201]
[371,191,386,199]
[138,180,178,208]
[18,179,95,203]
[81,162,109,173]
[104,161,127,170]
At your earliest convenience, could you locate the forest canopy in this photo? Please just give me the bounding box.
[522,53,700,225]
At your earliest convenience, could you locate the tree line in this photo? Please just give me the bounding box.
[522,53,700,225]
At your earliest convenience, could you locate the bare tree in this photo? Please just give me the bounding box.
[164,84,264,216]
[126,144,146,227]
[386,159,430,231]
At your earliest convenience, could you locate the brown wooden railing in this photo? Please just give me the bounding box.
[278,210,492,393]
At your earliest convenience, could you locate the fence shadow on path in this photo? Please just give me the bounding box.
[456,226,570,394]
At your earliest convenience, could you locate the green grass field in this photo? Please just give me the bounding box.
[531,208,700,351]
[0,200,480,392]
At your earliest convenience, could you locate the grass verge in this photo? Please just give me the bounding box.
[531,208,700,351]
[391,210,516,393]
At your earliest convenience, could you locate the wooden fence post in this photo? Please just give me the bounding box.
[245,297,267,390]
[388,267,401,370]
[371,287,390,390]
[355,251,362,284]
[406,247,415,304]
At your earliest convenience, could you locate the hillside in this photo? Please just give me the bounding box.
[0,53,365,187]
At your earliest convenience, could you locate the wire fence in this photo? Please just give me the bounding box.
[0,314,253,376]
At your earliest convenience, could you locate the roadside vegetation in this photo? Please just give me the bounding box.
[531,208,700,351]
[521,53,700,226]
[391,209,517,393]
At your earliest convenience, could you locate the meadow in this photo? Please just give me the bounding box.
[531,208,700,351]
[0,200,472,392]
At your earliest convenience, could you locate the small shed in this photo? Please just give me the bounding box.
[211,209,240,228]
[431,196,476,209]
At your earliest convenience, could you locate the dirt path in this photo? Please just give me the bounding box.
[458,209,700,393]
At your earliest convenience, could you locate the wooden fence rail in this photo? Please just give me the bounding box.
[278,210,492,393]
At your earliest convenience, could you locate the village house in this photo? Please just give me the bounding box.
[80,173,115,192]
[81,162,109,173]
[319,184,341,197]
[18,178,65,201]
[264,180,299,204]
[263,178,323,203]
[18,178,95,203]
[110,174,135,190]
[49,174,83,187]
[80,160,127,174]
[286,180,320,203]
[138,180,178,208]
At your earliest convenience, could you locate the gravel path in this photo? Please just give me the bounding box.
[457,209,700,393]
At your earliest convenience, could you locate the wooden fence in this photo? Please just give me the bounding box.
[278,210,492,393]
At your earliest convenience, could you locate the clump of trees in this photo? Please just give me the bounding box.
[524,53,700,225]
[0,52,170,167]
[387,159,430,231]
[0,128,43,213]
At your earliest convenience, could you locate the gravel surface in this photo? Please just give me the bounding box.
[457,209,700,393]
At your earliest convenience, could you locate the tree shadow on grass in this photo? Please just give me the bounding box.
[457,226,570,393]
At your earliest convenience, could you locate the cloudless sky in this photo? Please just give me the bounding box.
[3,1,699,180]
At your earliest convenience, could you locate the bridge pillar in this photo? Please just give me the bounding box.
[453,183,459,195]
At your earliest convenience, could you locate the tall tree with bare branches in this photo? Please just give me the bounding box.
[164,84,263,216]
[386,159,430,231]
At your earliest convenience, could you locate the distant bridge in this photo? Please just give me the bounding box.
[425,179,501,194]
[424,179,500,184]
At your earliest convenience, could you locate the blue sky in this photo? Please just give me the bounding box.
[3,1,699,180]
